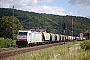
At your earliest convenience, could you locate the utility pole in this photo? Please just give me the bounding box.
[60,17,62,34]
[63,23,66,44]
[71,18,73,40]
[89,30,90,40]
[12,5,14,40]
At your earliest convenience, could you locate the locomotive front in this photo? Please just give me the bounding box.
[16,30,28,47]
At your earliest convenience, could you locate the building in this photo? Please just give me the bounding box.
[84,30,90,40]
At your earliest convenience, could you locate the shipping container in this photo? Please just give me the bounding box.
[60,35,65,41]
[42,32,50,41]
[56,34,60,41]
[50,33,56,41]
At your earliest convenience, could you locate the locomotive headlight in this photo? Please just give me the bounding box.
[25,39,27,41]
[17,39,19,41]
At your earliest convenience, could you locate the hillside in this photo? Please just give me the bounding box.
[0,8,90,36]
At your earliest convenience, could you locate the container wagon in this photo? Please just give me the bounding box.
[50,33,57,43]
[42,32,51,43]
[60,35,65,42]
[55,34,60,42]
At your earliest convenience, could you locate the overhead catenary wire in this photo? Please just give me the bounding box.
[16,15,79,36]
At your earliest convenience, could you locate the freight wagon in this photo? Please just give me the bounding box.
[42,32,51,41]
[55,34,60,42]
[50,33,57,43]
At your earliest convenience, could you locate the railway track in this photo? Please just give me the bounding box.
[0,42,64,60]
[0,47,19,53]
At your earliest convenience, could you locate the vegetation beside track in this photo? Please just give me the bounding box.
[12,41,90,60]
[0,38,16,48]
[80,40,90,51]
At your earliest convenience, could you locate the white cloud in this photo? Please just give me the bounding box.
[0,0,68,16]
[41,0,54,2]
[0,0,88,17]
[69,0,90,6]
[82,6,90,11]
[30,5,65,15]
[69,0,90,17]
[74,11,85,17]
[0,0,38,8]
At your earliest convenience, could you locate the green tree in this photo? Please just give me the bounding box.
[50,29,57,34]
[0,16,24,39]
[0,8,90,35]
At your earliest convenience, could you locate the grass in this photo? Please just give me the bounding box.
[11,41,90,60]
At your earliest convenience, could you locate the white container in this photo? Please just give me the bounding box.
[43,32,50,41]
[56,34,60,41]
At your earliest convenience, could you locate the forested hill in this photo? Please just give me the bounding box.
[0,8,90,36]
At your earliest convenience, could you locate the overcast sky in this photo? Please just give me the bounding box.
[0,0,90,18]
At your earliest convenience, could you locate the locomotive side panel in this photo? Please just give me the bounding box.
[29,32,43,43]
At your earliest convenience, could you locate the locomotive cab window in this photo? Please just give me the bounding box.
[18,32,27,35]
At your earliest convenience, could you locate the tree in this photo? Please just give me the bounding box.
[50,29,57,34]
[0,16,24,39]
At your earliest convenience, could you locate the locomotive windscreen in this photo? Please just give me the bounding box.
[18,32,27,35]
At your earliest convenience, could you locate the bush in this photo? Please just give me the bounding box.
[0,38,16,48]
[80,40,90,51]
[12,40,17,47]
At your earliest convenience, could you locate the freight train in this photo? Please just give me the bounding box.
[16,29,86,47]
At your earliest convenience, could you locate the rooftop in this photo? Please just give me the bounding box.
[84,30,90,33]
